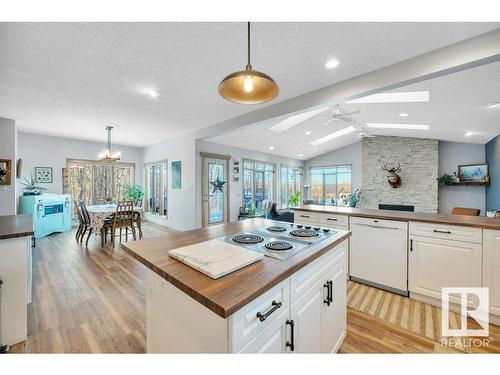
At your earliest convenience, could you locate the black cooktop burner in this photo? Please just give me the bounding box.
[290,229,320,238]
[267,225,287,232]
[265,241,293,252]
[232,234,264,244]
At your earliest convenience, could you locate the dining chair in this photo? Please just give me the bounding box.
[79,201,93,246]
[102,201,136,247]
[132,211,143,239]
[451,207,481,216]
[75,202,85,242]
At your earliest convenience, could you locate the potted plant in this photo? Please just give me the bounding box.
[122,184,145,206]
[346,189,361,208]
[287,191,301,208]
[20,174,47,195]
[437,173,456,186]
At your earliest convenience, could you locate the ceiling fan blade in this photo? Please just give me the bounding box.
[342,110,361,116]
[340,117,354,123]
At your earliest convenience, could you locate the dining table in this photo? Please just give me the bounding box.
[85,204,145,234]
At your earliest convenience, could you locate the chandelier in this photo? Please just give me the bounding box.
[98,126,121,163]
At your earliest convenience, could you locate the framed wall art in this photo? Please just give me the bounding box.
[35,166,53,183]
[171,161,182,189]
[457,163,489,183]
[0,159,12,185]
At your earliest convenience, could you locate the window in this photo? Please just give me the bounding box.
[63,159,135,217]
[144,161,168,216]
[309,165,351,206]
[242,159,275,213]
[281,165,303,208]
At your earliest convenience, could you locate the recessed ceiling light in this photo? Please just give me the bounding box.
[325,59,339,69]
[270,107,329,133]
[310,126,356,146]
[366,123,429,130]
[346,91,429,104]
[299,153,304,157]
[465,131,478,137]
[305,131,312,136]
[143,89,159,98]
[486,102,500,109]
[269,146,275,150]
[399,113,409,117]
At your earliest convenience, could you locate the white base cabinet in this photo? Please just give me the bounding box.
[146,241,347,353]
[409,222,482,306]
[483,230,500,321]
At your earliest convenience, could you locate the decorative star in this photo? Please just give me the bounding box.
[210,177,226,193]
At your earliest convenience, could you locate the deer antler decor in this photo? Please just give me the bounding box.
[382,161,402,188]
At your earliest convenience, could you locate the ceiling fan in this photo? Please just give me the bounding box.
[319,105,361,124]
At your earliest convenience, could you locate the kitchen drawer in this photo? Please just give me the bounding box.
[230,279,290,352]
[350,216,408,231]
[319,213,348,227]
[409,222,482,244]
[294,211,319,224]
[290,242,345,302]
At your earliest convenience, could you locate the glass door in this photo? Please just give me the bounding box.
[144,161,168,217]
[202,156,228,227]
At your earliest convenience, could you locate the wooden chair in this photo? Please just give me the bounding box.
[451,207,481,216]
[75,202,85,242]
[79,201,94,246]
[102,201,136,247]
[133,211,143,240]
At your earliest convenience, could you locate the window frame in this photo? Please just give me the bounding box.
[280,164,303,209]
[308,164,352,206]
[241,158,276,213]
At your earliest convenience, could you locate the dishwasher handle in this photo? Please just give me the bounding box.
[354,222,403,230]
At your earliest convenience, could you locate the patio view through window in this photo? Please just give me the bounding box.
[281,165,303,208]
[242,159,275,214]
[309,165,351,206]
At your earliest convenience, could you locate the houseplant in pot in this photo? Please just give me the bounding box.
[287,191,301,208]
[122,184,145,206]
[20,174,47,195]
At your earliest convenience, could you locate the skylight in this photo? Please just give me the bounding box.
[310,126,356,146]
[270,107,329,133]
[346,91,429,104]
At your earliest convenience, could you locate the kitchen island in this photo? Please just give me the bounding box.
[122,219,350,353]
[0,214,34,347]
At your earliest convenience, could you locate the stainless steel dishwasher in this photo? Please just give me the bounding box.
[349,216,409,296]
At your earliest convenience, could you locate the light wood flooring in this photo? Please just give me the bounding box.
[10,224,500,353]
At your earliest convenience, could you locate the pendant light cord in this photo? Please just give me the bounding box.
[247,22,251,68]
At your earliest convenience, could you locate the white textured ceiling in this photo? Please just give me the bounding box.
[208,61,500,160]
[0,22,498,147]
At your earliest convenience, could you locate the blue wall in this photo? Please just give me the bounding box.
[486,135,500,210]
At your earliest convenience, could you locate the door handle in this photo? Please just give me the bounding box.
[286,320,295,352]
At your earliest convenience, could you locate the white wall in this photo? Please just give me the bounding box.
[17,131,143,194]
[195,140,304,226]
[303,142,362,200]
[143,133,197,231]
[438,141,486,215]
[0,118,17,215]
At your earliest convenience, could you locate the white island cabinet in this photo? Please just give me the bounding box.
[146,241,346,354]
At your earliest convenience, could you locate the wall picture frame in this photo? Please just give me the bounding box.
[457,163,489,182]
[171,161,182,189]
[35,166,53,183]
[0,159,12,185]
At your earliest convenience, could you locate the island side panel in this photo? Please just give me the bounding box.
[146,270,229,353]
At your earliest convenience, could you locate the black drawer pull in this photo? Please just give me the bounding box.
[256,300,282,322]
[300,215,310,218]
[326,218,338,221]
[286,319,295,352]
[433,229,452,234]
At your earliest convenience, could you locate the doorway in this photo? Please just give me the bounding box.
[144,160,168,217]
[201,153,230,227]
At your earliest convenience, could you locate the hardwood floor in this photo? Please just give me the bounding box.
[10,226,499,353]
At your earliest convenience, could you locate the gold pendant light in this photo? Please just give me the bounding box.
[219,22,279,104]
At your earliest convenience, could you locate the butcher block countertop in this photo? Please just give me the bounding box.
[0,214,34,240]
[121,219,350,318]
[293,205,500,229]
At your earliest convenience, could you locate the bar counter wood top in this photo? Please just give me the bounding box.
[121,219,350,318]
[0,214,34,240]
[293,205,500,229]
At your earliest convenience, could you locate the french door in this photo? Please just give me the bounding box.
[144,161,168,217]
[201,154,230,227]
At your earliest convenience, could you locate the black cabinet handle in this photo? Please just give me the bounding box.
[323,280,333,306]
[326,218,338,221]
[256,300,282,322]
[410,238,413,252]
[300,215,310,218]
[286,320,295,352]
[433,229,452,234]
